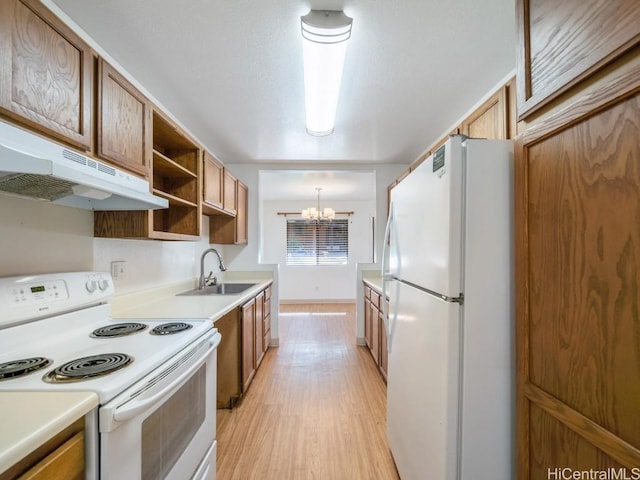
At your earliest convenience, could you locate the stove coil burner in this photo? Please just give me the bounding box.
[150,322,193,335]
[44,353,133,383]
[0,357,52,381]
[91,322,147,338]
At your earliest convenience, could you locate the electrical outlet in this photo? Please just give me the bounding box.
[111,261,127,280]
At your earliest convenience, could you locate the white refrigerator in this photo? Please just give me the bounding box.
[382,136,514,480]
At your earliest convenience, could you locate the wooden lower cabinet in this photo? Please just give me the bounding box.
[254,291,264,368]
[0,418,85,480]
[263,285,272,352]
[363,283,388,381]
[378,308,387,380]
[217,284,273,408]
[241,298,256,393]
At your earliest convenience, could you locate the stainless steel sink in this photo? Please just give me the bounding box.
[177,283,257,296]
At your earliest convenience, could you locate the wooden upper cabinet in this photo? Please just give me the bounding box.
[223,169,237,216]
[235,180,248,244]
[0,0,93,149]
[97,59,151,177]
[94,110,201,241]
[202,151,224,212]
[516,0,640,119]
[209,179,248,245]
[460,86,508,139]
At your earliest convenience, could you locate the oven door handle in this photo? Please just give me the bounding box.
[112,334,220,423]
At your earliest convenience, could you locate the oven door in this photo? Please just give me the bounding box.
[99,331,221,480]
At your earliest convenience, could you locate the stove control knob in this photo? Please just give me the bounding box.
[98,279,110,291]
[85,280,97,293]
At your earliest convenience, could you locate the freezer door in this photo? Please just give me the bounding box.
[387,280,461,480]
[390,136,464,297]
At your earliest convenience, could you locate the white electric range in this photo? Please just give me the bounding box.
[0,272,220,480]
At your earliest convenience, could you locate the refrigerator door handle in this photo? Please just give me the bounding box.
[381,200,394,282]
[381,202,399,348]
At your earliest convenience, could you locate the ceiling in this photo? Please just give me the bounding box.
[49,0,516,167]
[259,170,376,201]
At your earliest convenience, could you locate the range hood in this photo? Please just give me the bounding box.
[0,121,168,211]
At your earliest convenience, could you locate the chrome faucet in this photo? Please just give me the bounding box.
[199,248,227,289]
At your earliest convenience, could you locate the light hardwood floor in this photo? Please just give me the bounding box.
[216,303,400,479]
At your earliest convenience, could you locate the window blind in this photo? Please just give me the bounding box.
[286,219,349,266]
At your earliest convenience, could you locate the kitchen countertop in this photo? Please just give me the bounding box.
[0,391,98,475]
[362,271,386,297]
[110,271,274,321]
[0,272,274,476]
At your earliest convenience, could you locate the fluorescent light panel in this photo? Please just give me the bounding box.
[301,10,352,136]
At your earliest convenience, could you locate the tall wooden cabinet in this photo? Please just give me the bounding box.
[0,0,93,150]
[515,0,640,476]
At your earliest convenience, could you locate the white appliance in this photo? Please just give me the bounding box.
[382,136,514,480]
[0,120,168,210]
[0,272,220,480]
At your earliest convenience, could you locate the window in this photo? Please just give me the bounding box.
[286,219,348,266]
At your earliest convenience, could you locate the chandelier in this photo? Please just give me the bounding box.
[301,187,335,221]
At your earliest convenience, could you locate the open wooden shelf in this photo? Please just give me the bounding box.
[94,109,202,240]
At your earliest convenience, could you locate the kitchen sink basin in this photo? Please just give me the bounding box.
[177,283,257,296]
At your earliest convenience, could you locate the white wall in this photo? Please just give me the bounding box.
[0,195,94,276]
[226,162,407,300]
[0,195,226,294]
[92,217,215,294]
[263,199,374,301]
[0,161,405,320]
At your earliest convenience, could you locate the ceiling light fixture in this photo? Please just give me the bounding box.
[301,10,352,136]
[301,187,335,222]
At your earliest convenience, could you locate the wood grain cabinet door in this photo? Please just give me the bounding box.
[516,71,640,478]
[241,299,256,392]
[460,86,508,139]
[516,0,640,119]
[202,151,224,210]
[235,180,248,244]
[97,59,151,177]
[378,310,387,381]
[0,0,92,149]
[222,169,237,216]
[254,291,264,368]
